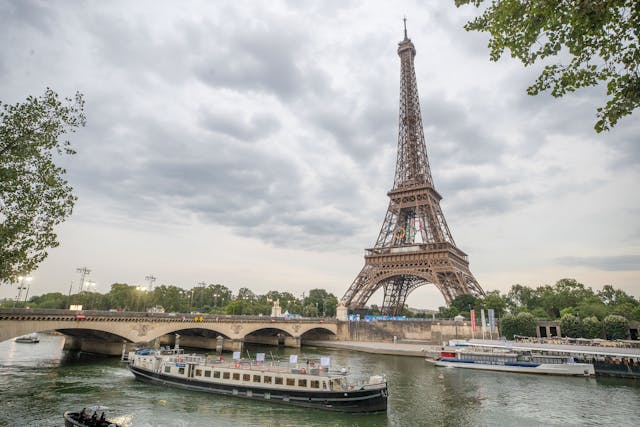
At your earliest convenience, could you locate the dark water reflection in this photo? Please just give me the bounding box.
[1,336,639,426]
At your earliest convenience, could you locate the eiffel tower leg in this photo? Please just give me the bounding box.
[341,265,374,310]
[381,278,408,316]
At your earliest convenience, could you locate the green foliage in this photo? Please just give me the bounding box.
[515,312,537,337]
[499,313,518,340]
[530,307,550,320]
[28,292,68,309]
[560,314,583,338]
[437,305,459,319]
[506,284,540,313]
[582,316,603,339]
[575,297,609,320]
[501,312,537,339]
[450,294,479,312]
[455,0,640,132]
[303,288,339,317]
[479,290,507,318]
[603,314,630,340]
[0,88,85,283]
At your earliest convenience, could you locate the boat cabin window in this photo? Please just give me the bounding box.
[263,376,272,384]
[213,371,220,378]
[298,379,307,387]
[178,367,185,375]
[233,373,240,381]
[223,372,230,380]
[204,370,211,378]
[164,366,171,373]
[310,380,320,389]
[322,381,327,390]
[286,378,295,386]
[196,369,202,376]
[275,377,283,385]
[243,374,251,381]
[253,375,261,383]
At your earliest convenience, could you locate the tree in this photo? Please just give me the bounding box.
[1,89,85,283]
[603,314,629,340]
[499,312,536,339]
[500,313,518,340]
[514,312,537,337]
[455,1,640,132]
[303,289,338,317]
[506,284,540,313]
[560,313,582,338]
[450,294,479,313]
[480,290,508,318]
[582,316,603,339]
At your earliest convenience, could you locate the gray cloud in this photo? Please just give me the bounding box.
[199,110,281,142]
[555,255,640,272]
[2,1,639,300]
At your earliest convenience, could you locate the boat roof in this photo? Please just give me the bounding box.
[460,339,640,359]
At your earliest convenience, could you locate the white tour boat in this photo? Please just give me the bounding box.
[127,347,387,413]
[426,348,595,376]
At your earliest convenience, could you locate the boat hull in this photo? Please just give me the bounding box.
[63,411,119,427]
[128,365,387,413]
[426,358,594,376]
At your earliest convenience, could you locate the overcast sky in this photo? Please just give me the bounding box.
[1,0,638,308]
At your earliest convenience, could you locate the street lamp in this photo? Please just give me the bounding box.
[213,293,219,311]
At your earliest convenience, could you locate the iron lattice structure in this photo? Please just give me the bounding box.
[341,25,485,315]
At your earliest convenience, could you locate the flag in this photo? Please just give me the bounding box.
[470,309,476,332]
[488,309,495,333]
[256,353,265,362]
[481,309,486,334]
[320,356,330,367]
[232,351,241,360]
[289,354,298,364]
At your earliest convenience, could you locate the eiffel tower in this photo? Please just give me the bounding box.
[341,21,485,315]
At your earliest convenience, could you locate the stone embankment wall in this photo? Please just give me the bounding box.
[336,320,487,344]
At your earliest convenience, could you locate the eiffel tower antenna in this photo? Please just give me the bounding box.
[403,16,407,40]
[341,21,485,315]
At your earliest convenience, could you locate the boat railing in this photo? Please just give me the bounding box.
[153,353,337,377]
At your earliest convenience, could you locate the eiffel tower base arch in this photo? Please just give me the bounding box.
[343,245,484,316]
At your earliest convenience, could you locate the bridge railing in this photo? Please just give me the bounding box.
[0,308,336,323]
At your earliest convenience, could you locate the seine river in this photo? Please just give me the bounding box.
[1,334,639,426]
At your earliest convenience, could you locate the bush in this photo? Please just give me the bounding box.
[515,312,537,337]
[500,312,536,340]
[582,316,602,339]
[500,314,518,340]
[560,314,582,338]
[603,315,629,340]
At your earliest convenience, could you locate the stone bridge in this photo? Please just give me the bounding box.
[0,309,338,355]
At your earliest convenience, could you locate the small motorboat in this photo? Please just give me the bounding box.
[63,407,120,427]
[14,333,39,344]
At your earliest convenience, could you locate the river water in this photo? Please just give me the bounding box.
[1,334,639,426]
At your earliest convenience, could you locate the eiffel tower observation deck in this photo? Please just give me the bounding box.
[341,21,485,316]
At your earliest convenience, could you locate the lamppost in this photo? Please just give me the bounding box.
[213,293,219,312]
[14,276,32,307]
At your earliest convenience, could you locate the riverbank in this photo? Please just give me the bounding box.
[304,340,439,357]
